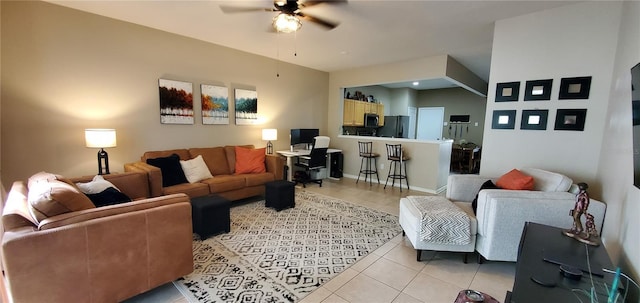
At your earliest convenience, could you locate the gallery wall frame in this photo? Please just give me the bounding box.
[234,88,258,125]
[158,79,194,125]
[559,76,592,99]
[524,79,553,101]
[491,110,517,129]
[554,109,587,131]
[520,109,548,130]
[495,82,520,102]
[201,84,229,125]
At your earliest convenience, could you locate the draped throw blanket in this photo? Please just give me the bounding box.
[407,196,471,245]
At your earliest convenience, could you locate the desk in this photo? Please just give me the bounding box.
[508,222,618,303]
[277,149,342,181]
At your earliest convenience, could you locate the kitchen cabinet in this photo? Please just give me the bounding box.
[343,99,384,126]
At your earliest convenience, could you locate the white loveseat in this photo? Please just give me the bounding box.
[446,168,606,262]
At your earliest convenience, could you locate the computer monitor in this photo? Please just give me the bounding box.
[290,129,319,148]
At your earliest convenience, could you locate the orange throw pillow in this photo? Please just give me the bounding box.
[235,146,266,174]
[496,169,535,190]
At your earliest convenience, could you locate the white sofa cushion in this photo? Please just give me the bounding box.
[520,168,573,192]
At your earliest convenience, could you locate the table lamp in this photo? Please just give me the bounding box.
[262,129,277,154]
[85,128,117,175]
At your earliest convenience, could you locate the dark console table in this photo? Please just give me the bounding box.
[507,222,620,303]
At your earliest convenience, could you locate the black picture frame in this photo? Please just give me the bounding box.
[524,79,553,101]
[520,110,548,130]
[559,76,592,99]
[554,109,587,131]
[491,110,516,129]
[495,82,520,102]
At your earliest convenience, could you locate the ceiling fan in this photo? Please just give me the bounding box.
[220,0,346,33]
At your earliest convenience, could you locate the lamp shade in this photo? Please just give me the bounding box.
[262,129,278,141]
[85,129,117,148]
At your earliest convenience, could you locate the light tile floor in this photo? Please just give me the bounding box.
[124,177,516,303]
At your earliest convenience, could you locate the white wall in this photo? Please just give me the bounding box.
[485,1,640,298]
[597,1,640,299]
[482,2,621,189]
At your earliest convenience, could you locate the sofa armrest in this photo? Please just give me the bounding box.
[475,189,606,261]
[265,154,285,180]
[125,161,164,197]
[446,174,495,202]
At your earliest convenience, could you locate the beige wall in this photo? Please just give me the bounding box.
[0,1,329,186]
[417,88,486,145]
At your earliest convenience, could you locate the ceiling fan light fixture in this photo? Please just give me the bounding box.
[273,13,301,33]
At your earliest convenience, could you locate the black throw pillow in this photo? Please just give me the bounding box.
[87,187,132,207]
[146,153,189,187]
[472,180,500,214]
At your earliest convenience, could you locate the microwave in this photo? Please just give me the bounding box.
[364,113,379,128]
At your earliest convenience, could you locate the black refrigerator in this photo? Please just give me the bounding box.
[378,115,410,138]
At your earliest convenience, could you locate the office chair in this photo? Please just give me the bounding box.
[294,136,330,187]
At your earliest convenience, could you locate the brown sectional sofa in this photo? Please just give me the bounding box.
[1,171,194,303]
[124,145,285,201]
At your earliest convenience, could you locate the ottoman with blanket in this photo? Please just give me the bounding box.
[399,196,477,262]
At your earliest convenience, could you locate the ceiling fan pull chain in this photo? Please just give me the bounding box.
[294,30,298,57]
[276,31,281,77]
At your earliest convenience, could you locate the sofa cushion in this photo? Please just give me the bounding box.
[225,145,253,174]
[146,154,189,187]
[496,169,534,190]
[189,147,231,176]
[180,155,214,183]
[27,179,96,223]
[235,146,266,174]
[85,187,132,207]
[520,168,573,192]
[163,182,210,198]
[472,180,500,214]
[75,175,121,194]
[201,175,246,193]
[244,172,275,187]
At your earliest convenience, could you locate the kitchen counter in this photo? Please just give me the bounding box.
[333,135,453,193]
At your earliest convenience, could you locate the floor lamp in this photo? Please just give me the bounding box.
[262,129,277,155]
[85,129,117,175]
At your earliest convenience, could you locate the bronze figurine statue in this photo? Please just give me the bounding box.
[563,182,600,246]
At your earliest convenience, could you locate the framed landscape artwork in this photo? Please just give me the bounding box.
[158,79,194,124]
[201,84,229,125]
[234,88,258,125]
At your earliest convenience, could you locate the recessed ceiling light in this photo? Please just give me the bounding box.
[413,82,419,86]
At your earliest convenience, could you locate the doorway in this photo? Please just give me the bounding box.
[416,107,444,140]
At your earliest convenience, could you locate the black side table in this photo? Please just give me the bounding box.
[509,222,619,302]
[190,194,231,239]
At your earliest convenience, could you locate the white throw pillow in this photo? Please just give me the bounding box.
[180,155,214,183]
[75,175,120,194]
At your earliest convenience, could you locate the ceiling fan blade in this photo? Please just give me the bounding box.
[299,0,347,9]
[298,13,339,30]
[220,6,275,14]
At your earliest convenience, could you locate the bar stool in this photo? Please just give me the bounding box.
[384,144,410,191]
[357,141,380,185]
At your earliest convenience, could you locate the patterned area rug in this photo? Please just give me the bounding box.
[175,190,402,303]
